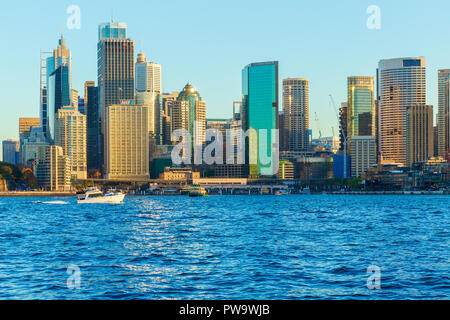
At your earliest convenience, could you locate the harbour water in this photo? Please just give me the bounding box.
[0,195,448,300]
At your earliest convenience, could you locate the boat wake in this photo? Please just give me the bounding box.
[33,201,69,205]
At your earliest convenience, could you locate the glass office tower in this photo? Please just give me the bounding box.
[45,35,72,142]
[347,76,375,139]
[242,61,279,177]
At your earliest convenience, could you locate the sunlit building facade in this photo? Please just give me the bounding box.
[98,21,135,173]
[35,145,71,192]
[105,104,149,180]
[347,76,375,139]
[54,107,87,180]
[377,57,426,164]
[438,69,450,157]
[283,78,309,152]
[406,104,434,167]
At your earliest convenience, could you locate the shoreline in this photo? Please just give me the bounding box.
[0,192,75,198]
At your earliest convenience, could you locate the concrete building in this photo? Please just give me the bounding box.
[135,52,162,93]
[54,107,87,180]
[21,127,49,166]
[377,57,426,164]
[406,104,434,167]
[105,103,149,180]
[159,167,200,181]
[277,160,295,180]
[296,156,333,180]
[2,140,19,164]
[350,136,376,177]
[283,78,310,152]
[19,118,40,135]
[35,145,71,191]
[136,52,162,144]
[438,69,450,158]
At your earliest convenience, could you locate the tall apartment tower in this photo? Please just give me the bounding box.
[377,57,426,164]
[438,70,450,157]
[406,104,434,167]
[135,52,162,93]
[135,52,162,144]
[283,78,310,152]
[105,103,149,180]
[350,136,376,177]
[347,76,375,138]
[54,107,87,180]
[35,145,71,191]
[242,61,279,177]
[98,21,134,173]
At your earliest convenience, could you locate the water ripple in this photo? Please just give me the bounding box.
[0,195,448,300]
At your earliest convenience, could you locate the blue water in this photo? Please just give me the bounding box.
[0,195,448,300]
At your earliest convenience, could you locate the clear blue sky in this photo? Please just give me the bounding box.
[1,0,450,155]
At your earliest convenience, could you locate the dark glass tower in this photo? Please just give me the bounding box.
[97,21,134,173]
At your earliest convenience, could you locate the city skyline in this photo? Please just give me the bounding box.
[3,0,450,156]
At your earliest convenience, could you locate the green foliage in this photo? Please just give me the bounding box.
[0,162,23,180]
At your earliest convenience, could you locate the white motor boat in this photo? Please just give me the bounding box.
[77,187,125,204]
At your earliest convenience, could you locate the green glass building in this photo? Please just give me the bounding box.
[242,61,279,177]
[347,76,375,138]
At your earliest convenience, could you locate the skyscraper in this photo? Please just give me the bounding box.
[54,107,87,180]
[438,69,450,158]
[86,86,100,172]
[242,61,279,177]
[347,76,375,138]
[136,52,162,145]
[406,104,434,167]
[377,57,426,164]
[105,103,149,180]
[46,35,72,141]
[177,83,206,149]
[98,21,134,173]
[135,52,162,93]
[283,78,309,152]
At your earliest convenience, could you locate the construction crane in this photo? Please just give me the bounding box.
[314,112,323,139]
[329,94,348,179]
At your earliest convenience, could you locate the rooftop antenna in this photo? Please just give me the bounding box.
[140,40,143,54]
[111,9,114,23]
